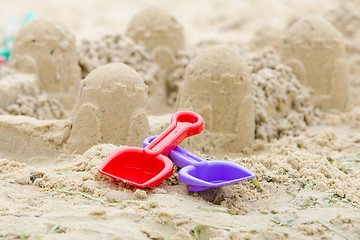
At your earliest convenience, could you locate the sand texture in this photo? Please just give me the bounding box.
[0,0,360,240]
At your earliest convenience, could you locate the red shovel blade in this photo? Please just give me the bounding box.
[98,147,173,187]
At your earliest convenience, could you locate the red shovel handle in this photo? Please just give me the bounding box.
[144,111,204,156]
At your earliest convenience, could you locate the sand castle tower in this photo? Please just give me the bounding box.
[176,45,255,153]
[126,6,185,55]
[9,18,81,110]
[126,6,185,115]
[67,63,149,153]
[281,15,351,111]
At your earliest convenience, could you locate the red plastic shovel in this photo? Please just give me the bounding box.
[98,111,204,187]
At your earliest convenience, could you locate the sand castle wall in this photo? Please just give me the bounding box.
[67,63,149,153]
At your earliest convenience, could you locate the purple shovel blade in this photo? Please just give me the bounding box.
[169,148,255,191]
[143,136,255,192]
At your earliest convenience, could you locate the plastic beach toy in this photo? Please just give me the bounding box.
[98,111,204,187]
[0,48,10,61]
[143,136,255,191]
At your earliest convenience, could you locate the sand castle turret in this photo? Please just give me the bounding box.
[176,45,255,153]
[9,18,81,109]
[126,7,185,115]
[67,63,149,153]
[281,15,351,111]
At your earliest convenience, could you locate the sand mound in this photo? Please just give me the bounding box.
[0,69,40,110]
[0,67,64,119]
[243,48,319,141]
[78,34,156,84]
[5,95,63,120]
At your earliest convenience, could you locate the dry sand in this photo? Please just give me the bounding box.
[0,0,360,239]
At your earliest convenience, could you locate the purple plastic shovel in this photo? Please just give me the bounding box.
[143,136,255,192]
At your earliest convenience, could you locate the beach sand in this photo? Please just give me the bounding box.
[0,0,360,239]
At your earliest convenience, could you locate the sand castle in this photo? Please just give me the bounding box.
[67,63,149,153]
[126,6,185,115]
[176,45,255,153]
[281,15,351,112]
[9,18,81,110]
[126,6,185,55]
